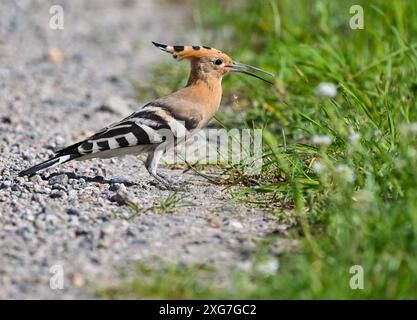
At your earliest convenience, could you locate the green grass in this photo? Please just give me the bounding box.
[100,263,224,299]
[154,192,194,213]
[111,0,417,299]
[112,192,194,219]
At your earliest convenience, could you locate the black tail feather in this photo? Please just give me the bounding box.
[18,154,78,177]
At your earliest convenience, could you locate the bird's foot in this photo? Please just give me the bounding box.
[158,173,183,186]
[150,172,184,191]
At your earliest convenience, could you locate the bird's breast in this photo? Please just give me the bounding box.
[162,79,223,129]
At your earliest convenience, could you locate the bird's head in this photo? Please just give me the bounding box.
[152,41,274,84]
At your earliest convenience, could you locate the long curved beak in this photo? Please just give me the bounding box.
[226,61,274,84]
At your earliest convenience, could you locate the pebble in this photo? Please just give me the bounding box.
[110,177,130,184]
[230,221,244,230]
[30,175,44,184]
[72,273,86,288]
[66,208,80,216]
[48,174,69,186]
[1,181,12,189]
[100,224,116,237]
[55,136,66,147]
[109,190,134,205]
[109,183,126,192]
[50,189,65,199]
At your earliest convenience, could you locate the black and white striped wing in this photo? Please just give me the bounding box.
[60,102,194,158]
[18,102,201,177]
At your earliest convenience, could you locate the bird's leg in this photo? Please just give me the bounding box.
[157,172,182,186]
[145,149,181,190]
[149,171,176,189]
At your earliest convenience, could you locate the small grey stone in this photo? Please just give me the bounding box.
[48,174,68,186]
[10,145,20,154]
[15,177,25,184]
[0,180,12,189]
[109,183,127,192]
[31,193,41,202]
[44,214,59,225]
[56,182,69,190]
[24,131,38,139]
[50,189,64,198]
[68,216,80,227]
[75,229,89,237]
[21,151,33,161]
[68,190,78,199]
[109,190,134,205]
[0,191,8,202]
[110,177,130,184]
[34,186,51,194]
[34,219,47,229]
[131,239,147,245]
[29,175,44,184]
[66,208,80,216]
[55,135,66,146]
[230,220,244,230]
[100,223,116,237]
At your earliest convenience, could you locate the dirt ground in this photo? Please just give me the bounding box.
[0,0,280,298]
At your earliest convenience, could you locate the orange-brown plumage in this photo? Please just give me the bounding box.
[152,42,234,129]
[152,42,232,62]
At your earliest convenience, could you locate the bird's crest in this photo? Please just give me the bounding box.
[152,41,232,62]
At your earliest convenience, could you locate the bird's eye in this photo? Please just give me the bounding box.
[214,59,223,65]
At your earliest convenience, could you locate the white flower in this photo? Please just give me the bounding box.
[315,82,337,98]
[312,161,326,174]
[408,148,417,158]
[400,123,417,136]
[312,135,332,146]
[406,123,417,133]
[352,190,375,209]
[349,132,361,144]
[348,127,361,145]
[335,164,355,183]
[256,259,279,276]
[394,158,406,170]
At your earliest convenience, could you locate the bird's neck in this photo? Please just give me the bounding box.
[186,74,222,94]
[182,63,223,124]
[186,60,221,88]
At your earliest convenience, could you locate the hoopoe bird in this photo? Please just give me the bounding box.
[19,42,273,188]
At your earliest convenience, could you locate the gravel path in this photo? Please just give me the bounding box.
[0,0,281,299]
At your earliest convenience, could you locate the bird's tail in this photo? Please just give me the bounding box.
[18,154,78,177]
